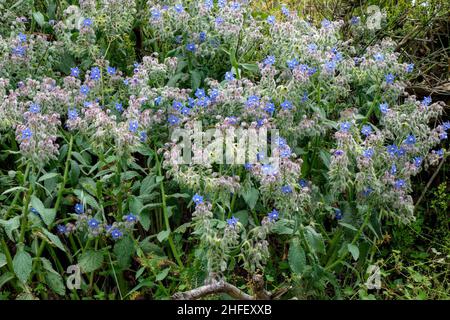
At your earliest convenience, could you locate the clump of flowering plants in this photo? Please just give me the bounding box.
[0,1,447,300]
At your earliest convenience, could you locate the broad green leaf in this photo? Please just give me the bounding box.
[0,253,6,268]
[45,271,65,296]
[190,70,202,90]
[347,243,360,261]
[13,250,32,283]
[78,250,104,273]
[0,272,15,289]
[32,11,45,27]
[338,222,358,232]
[240,63,259,73]
[38,172,59,182]
[157,230,170,243]
[0,216,20,241]
[113,236,135,269]
[155,268,170,281]
[129,196,143,215]
[305,226,326,255]
[288,238,306,275]
[241,187,258,210]
[233,210,249,227]
[41,229,66,252]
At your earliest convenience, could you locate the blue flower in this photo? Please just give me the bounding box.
[350,16,360,25]
[218,0,226,7]
[68,108,78,120]
[299,179,308,188]
[308,43,318,53]
[390,164,397,175]
[74,203,84,214]
[57,225,67,234]
[174,4,184,13]
[21,128,32,140]
[373,53,384,62]
[361,125,373,137]
[340,121,351,132]
[172,101,183,111]
[422,96,432,106]
[124,213,137,223]
[80,85,90,95]
[246,95,260,108]
[244,163,253,170]
[154,96,162,106]
[128,120,139,133]
[439,132,447,140]
[406,63,414,73]
[225,71,235,81]
[90,67,101,81]
[394,179,406,189]
[186,43,196,52]
[107,66,116,75]
[281,185,292,194]
[139,131,147,142]
[263,55,276,66]
[379,103,389,114]
[281,100,293,110]
[209,89,219,100]
[363,148,374,158]
[175,35,183,44]
[387,145,398,157]
[265,102,275,115]
[362,187,373,197]
[115,102,123,112]
[404,134,416,145]
[192,193,203,206]
[268,209,279,222]
[226,216,239,227]
[321,19,331,28]
[334,149,345,156]
[324,61,336,73]
[88,218,100,229]
[435,149,444,158]
[110,228,123,240]
[215,16,224,25]
[267,15,276,25]
[199,32,207,42]
[385,73,395,84]
[413,156,422,167]
[151,8,162,20]
[195,88,206,99]
[82,18,93,27]
[168,115,180,125]
[287,58,298,69]
[204,0,213,10]
[70,67,80,77]
[334,208,342,220]
[231,2,241,10]
[29,103,40,113]
[12,46,26,56]
[281,5,290,16]
[18,32,27,42]
[442,121,450,131]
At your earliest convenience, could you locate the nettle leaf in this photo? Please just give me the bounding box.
[113,236,135,269]
[41,229,66,252]
[347,243,360,261]
[13,250,32,283]
[288,238,306,275]
[78,250,104,273]
[305,226,326,255]
[0,216,20,241]
[240,187,259,210]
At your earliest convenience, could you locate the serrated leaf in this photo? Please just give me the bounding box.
[13,250,32,283]
[305,226,326,255]
[41,229,66,252]
[157,230,170,243]
[45,271,65,296]
[113,236,135,270]
[347,243,360,261]
[78,250,104,273]
[288,238,306,275]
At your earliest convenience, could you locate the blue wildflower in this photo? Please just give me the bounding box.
[82,18,93,27]
[29,103,40,113]
[406,63,414,73]
[199,32,207,42]
[340,121,351,132]
[174,4,184,13]
[226,216,239,227]
[244,163,253,170]
[115,102,123,112]
[154,96,162,106]
[90,67,101,81]
[281,185,292,194]
[363,148,374,159]
[287,58,298,69]
[435,149,444,158]
[267,15,276,25]
[107,66,116,75]
[394,179,406,189]
[422,96,432,107]
[246,95,260,108]
[70,67,80,77]
[110,228,123,240]
[404,134,416,145]
[88,218,100,229]
[225,71,235,81]
[57,225,67,234]
[413,156,422,167]
[74,203,84,214]
[442,121,450,131]
[361,125,373,137]
[281,5,290,16]
[373,53,384,62]
[128,120,139,133]
[192,193,203,206]
[12,46,26,56]
[334,208,342,220]
[18,32,27,42]
[350,16,360,25]
[299,179,308,188]
[385,73,395,84]
[390,164,397,175]
[21,128,32,140]
[308,43,318,53]
[281,100,293,110]
[321,19,331,28]
[68,108,78,120]
[263,55,276,66]
[168,115,180,126]
[268,209,279,222]
[186,43,196,52]
[362,187,373,197]
[215,16,224,25]
[80,85,90,95]
[151,8,161,20]
[334,149,345,156]
[265,102,275,115]
[387,145,398,157]
[139,131,147,142]
[379,103,389,114]
[124,213,137,223]
[439,132,447,140]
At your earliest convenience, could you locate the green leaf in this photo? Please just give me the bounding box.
[347,243,360,261]
[288,238,306,275]
[155,268,170,281]
[38,172,59,182]
[0,272,15,289]
[241,187,259,210]
[0,216,20,241]
[41,229,66,252]
[338,222,358,232]
[233,210,249,227]
[0,253,6,268]
[78,250,104,273]
[45,271,65,296]
[240,63,259,73]
[113,236,135,269]
[190,70,202,90]
[129,196,143,215]
[13,250,32,283]
[157,230,170,243]
[31,195,56,226]
[305,226,326,255]
[32,11,45,27]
